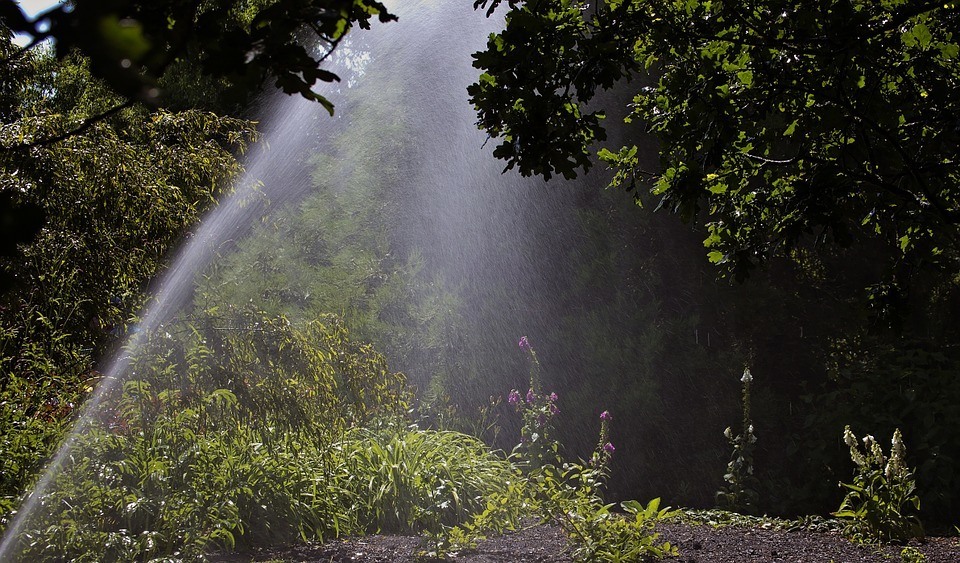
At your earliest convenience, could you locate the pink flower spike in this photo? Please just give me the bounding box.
[519,336,530,349]
[603,442,615,454]
[600,410,612,421]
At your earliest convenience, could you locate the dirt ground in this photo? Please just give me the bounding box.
[217,521,960,562]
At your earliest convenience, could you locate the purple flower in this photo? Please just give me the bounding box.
[548,392,558,402]
[549,403,559,415]
[537,414,547,427]
[600,410,612,421]
[519,335,530,349]
[507,389,522,406]
[603,442,616,454]
[527,388,535,403]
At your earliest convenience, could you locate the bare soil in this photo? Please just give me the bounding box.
[217,521,960,562]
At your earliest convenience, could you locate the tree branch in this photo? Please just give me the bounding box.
[0,100,136,152]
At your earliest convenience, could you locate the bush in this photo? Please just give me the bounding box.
[0,371,88,519]
[3,310,411,560]
[19,403,340,561]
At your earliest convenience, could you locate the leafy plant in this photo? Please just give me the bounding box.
[4,311,411,560]
[17,394,340,561]
[507,336,561,468]
[0,371,89,519]
[529,459,677,563]
[833,426,923,543]
[333,425,514,534]
[900,546,927,563]
[716,368,760,514]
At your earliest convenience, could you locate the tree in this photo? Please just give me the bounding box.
[0,0,395,279]
[470,0,960,293]
[1,0,395,115]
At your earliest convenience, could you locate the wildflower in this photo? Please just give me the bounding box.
[600,410,612,421]
[548,392,558,402]
[891,428,906,462]
[844,426,867,468]
[886,429,907,481]
[865,435,884,463]
[519,336,530,349]
[884,459,895,482]
[537,414,547,427]
[843,426,857,448]
[549,402,559,415]
[603,442,615,454]
[507,389,522,406]
[741,368,753,384]
[527,388,535,403]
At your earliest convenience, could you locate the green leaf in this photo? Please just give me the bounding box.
[736,70,753,87]
[940,42,959,60]
[597,147,616,161]
[912,23,932,48]
[900,234,910,252]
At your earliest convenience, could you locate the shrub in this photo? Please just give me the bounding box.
[3,310,410,560]
[0,371,89,521]
[18,402,342,561]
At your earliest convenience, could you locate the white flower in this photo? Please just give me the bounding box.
[843,426,857,448]
[741,368,753,384]
[891,428,906,462]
